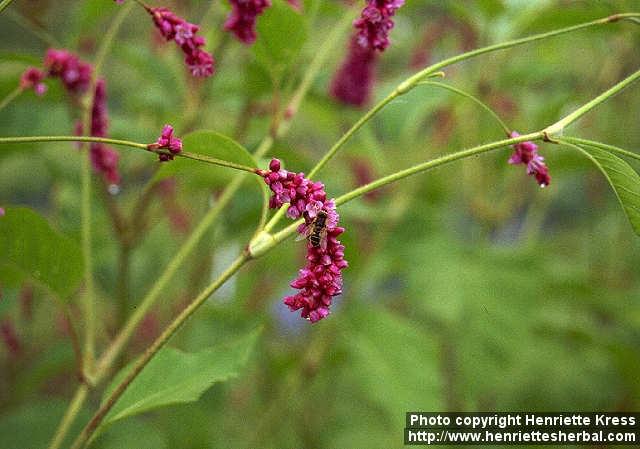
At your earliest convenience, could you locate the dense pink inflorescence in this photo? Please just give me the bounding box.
[330,36,378,107]
[330,0,404,107]
[508,131,551,187]
[19,67,47,96]
[148,7,215,77]
[224,0,271,45]
[258,159,348,323]
[44,49,93,95]
[354,0,405,52]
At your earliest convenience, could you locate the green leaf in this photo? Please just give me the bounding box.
[575,145,640,236]
[99,328,261,431]
[0,207,83,299]
[254,0,308,79]
[155,130,258,189]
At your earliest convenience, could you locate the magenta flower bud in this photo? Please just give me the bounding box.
[224,0,272,45]
[508,131,551,188]
[259,159,348,323]
[153,125,183,161]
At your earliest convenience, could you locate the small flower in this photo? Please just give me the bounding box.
[259,159,348,323]
[19,67,47,95]
[224,0,272,45]
[148,7,215,77]
[508,131,551,187]
[354,0,405,52]
[43,49,93,95]
[330,35,378,107]
[149,124,183,161]
[0,207,4,217]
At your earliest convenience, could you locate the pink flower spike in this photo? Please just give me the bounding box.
[19,67,47,96]
[330,35,378,107]
[354,0,405,52]
[259,158,348,323]
[508,131,551,188]
[148,7,215,77]
[224,0,272,45]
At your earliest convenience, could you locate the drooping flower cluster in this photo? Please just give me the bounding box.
[148,7,215,77]
[258,159,348,323]
[19,68,47,96]
[330,0,405,107]
[90,80,120,184]
[148,125,183,162]
[508,131,551,187]
[354,0,405,51]
[44,49,93,95]
[330,36,378,107]
[224,0,272,45]
[22,49,120,184]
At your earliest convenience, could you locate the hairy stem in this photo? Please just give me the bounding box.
[0,136,259,173]
[70,253,250,449]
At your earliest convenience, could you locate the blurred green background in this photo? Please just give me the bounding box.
[1,0,640,448]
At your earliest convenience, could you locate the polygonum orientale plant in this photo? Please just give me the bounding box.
[0,4,639,449]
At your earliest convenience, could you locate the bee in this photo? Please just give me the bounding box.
[296,210,329,250]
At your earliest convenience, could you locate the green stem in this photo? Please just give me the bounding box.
[313,12,640,178]
[0,136,259,173]
[178,151,258,173]
[47,6,132,449]
[95,174,247,377]
[0,0,15,14]
[94,4,350,378]
[543,68,640,137]
[256,132,544,256]
[70,253,250,449]
[46,385,89,449]
[0,135,147,148]
[262,12,640,233]
[559,137,640,162]
[0,87,22,113]
[420,81,511,134]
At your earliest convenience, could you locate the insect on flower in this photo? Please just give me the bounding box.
[296,210,329,250]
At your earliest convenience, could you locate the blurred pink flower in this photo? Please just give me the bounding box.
[19,67,47,95]
[330,35,378,107]
[224,0,271,44]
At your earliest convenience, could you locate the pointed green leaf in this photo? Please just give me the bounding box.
[155,130,258,189]
[100,328,261,430]
[0,207,83,299]
[576,145,640,236]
